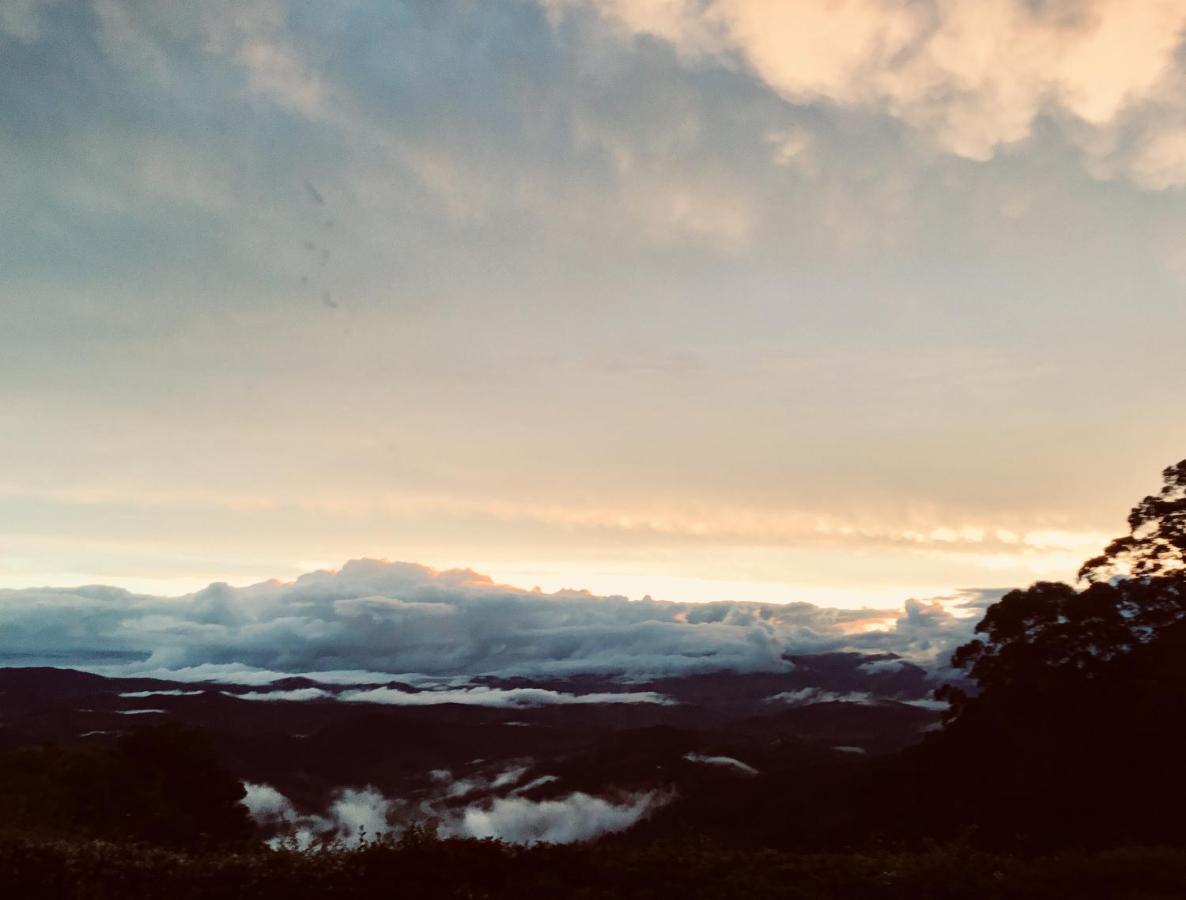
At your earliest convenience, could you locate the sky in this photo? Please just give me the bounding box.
[2,0,1185,607]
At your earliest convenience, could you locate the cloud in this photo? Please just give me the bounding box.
[241,782,393,847]
[242,782,299,826]
[512,775,560,794]
[336,686,675,708]
[0,0,59,42]
[857,658,910,675]
[118,689,204,698]
[441,791,664,844]
[901,696,949,711]
[766,688,876,706]
[141,683,668,711]
[0,559,981,682]
[228,687,332,702]
[491,766,529,790]
[832,745,867,755]
[242,779,661,846]
[557,0,1186,181]
[682,752,758,775]
[329,787,394,842]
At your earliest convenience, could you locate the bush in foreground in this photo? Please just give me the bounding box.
[3,833,1186,900]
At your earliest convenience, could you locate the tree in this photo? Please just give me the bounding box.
[943,459,1186,717]
[0,723,253,847]
[930,459,1186,845]
[1079,459,1186,582]
[111,723,254,846]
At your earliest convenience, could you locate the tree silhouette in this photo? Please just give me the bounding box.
[941,460,1186,715]
[930,458,1186,845]
[111,723,253,846]
[0,723,252,847]
[1079,459,1186,582]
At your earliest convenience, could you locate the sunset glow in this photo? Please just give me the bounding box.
[1,0,1183,606]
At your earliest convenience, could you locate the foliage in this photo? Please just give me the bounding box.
[1080,459,1186,582]
[919,458,1186,846]
[4,833,1186,899]
[942,460,1186,716]
[0,723,253,847]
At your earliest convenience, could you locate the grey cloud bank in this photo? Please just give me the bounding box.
[336,686,676,707]
[0,559,988,682]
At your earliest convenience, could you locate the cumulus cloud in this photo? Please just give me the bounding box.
[0,559,982,682]
[1,560,988,682]
[556,0,1186,182]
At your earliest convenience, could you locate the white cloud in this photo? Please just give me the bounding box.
[683,752,758,775]
[491,766,529,790]
[559,0,1186,178]
[511,775,560,795]
[226,687,332,702]
[328,787,394,842]
[901,696,949,711]
[242,782,394,847]
[242,780,661,846]
[442,791,664,844]
[242,781,300,826]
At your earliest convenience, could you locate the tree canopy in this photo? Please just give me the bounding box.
[1080,459,1186,583]
[923,459,1186,845]
[0,723,253,847]
[941,459,1186,720]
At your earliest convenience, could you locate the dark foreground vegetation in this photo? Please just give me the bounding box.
[5,833,1186,899]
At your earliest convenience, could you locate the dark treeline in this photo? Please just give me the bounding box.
[5,835,1186,899]
[0,724,252,847]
